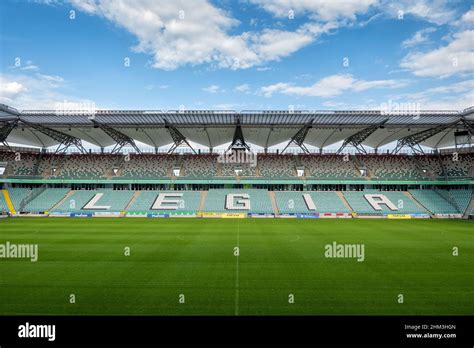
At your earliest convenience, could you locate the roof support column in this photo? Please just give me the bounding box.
[164,119,196,154]
[227,117,250,151]
[20,119,87,154]
[92,120,141,154]
[281,119,313,154]
[0,120,18,151]
[391,119,461,154]
[337,119,388,154]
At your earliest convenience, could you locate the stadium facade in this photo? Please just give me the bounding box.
[0,103,472,219]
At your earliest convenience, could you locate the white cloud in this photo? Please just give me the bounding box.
[260,74,407,97]
[213,103,242,110]
[249,0,378,21]
[234,84,250,93]
[0,79,27,99]
[248,28,313,62]
[401,27,436,47]
[420,92,474,110]
[9,59,40,71]
[35,73,64,83]
[0,73,94,110]
[398,79,474,100]
[453,8,474,27]
[388,79,474,110]
[250,0,458,25]
[460,8,474,24]
[380,0,458,25]
[20,64,39,71]
[422,79,474,95]
[63,0,338,70]
[400,30,474,77]
[145,84,168,90]
[202,85,220,93]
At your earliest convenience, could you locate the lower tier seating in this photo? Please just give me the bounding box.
[343,189,428,215]
[409,189,458,214]
[203,189,273,213]
[51,189,134,213]
[24,188,70,212]
[128,191,201,213]
[274,191,350,214]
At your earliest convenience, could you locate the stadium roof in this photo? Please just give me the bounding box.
[0,104,472,151]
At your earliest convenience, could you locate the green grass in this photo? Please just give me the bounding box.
[0,218,473,315]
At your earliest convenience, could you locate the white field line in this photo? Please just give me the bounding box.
[235,219,240,316]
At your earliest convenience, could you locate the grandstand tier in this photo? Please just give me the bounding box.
[274,191,350,214]
[1,151,473,181]
[1,186,471,217]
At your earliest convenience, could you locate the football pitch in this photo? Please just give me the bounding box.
[0,218,472,316]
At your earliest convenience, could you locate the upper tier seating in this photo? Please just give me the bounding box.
[119,154,177,179]
[0,152,37,177]
[275,191,350,214]
[362,155,424,179]
[1,151,472,180]
[258,155,296,178]
[300,155,359,179]
[181,154,218,178]
[220,162,258,177]
[441,154,474,178]
[55,155,118,179]
[33,154,62,178]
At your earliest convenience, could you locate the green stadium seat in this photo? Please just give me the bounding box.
[203,189,273,214]
[24,188,70,212]
[275,191,350,214]
[343,189,427,215]
[51,189,133,213]
[128,191,201,213]
[409,189,458,214]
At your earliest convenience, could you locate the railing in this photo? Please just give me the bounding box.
[1,146,472,157]
[29,147,439,156]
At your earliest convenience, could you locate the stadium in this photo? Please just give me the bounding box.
[0,102,473,316]
[1,0,474,344]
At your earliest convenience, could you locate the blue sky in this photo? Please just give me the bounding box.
[0,0,473,111]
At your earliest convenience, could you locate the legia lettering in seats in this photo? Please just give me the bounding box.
[18,322,56,342]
